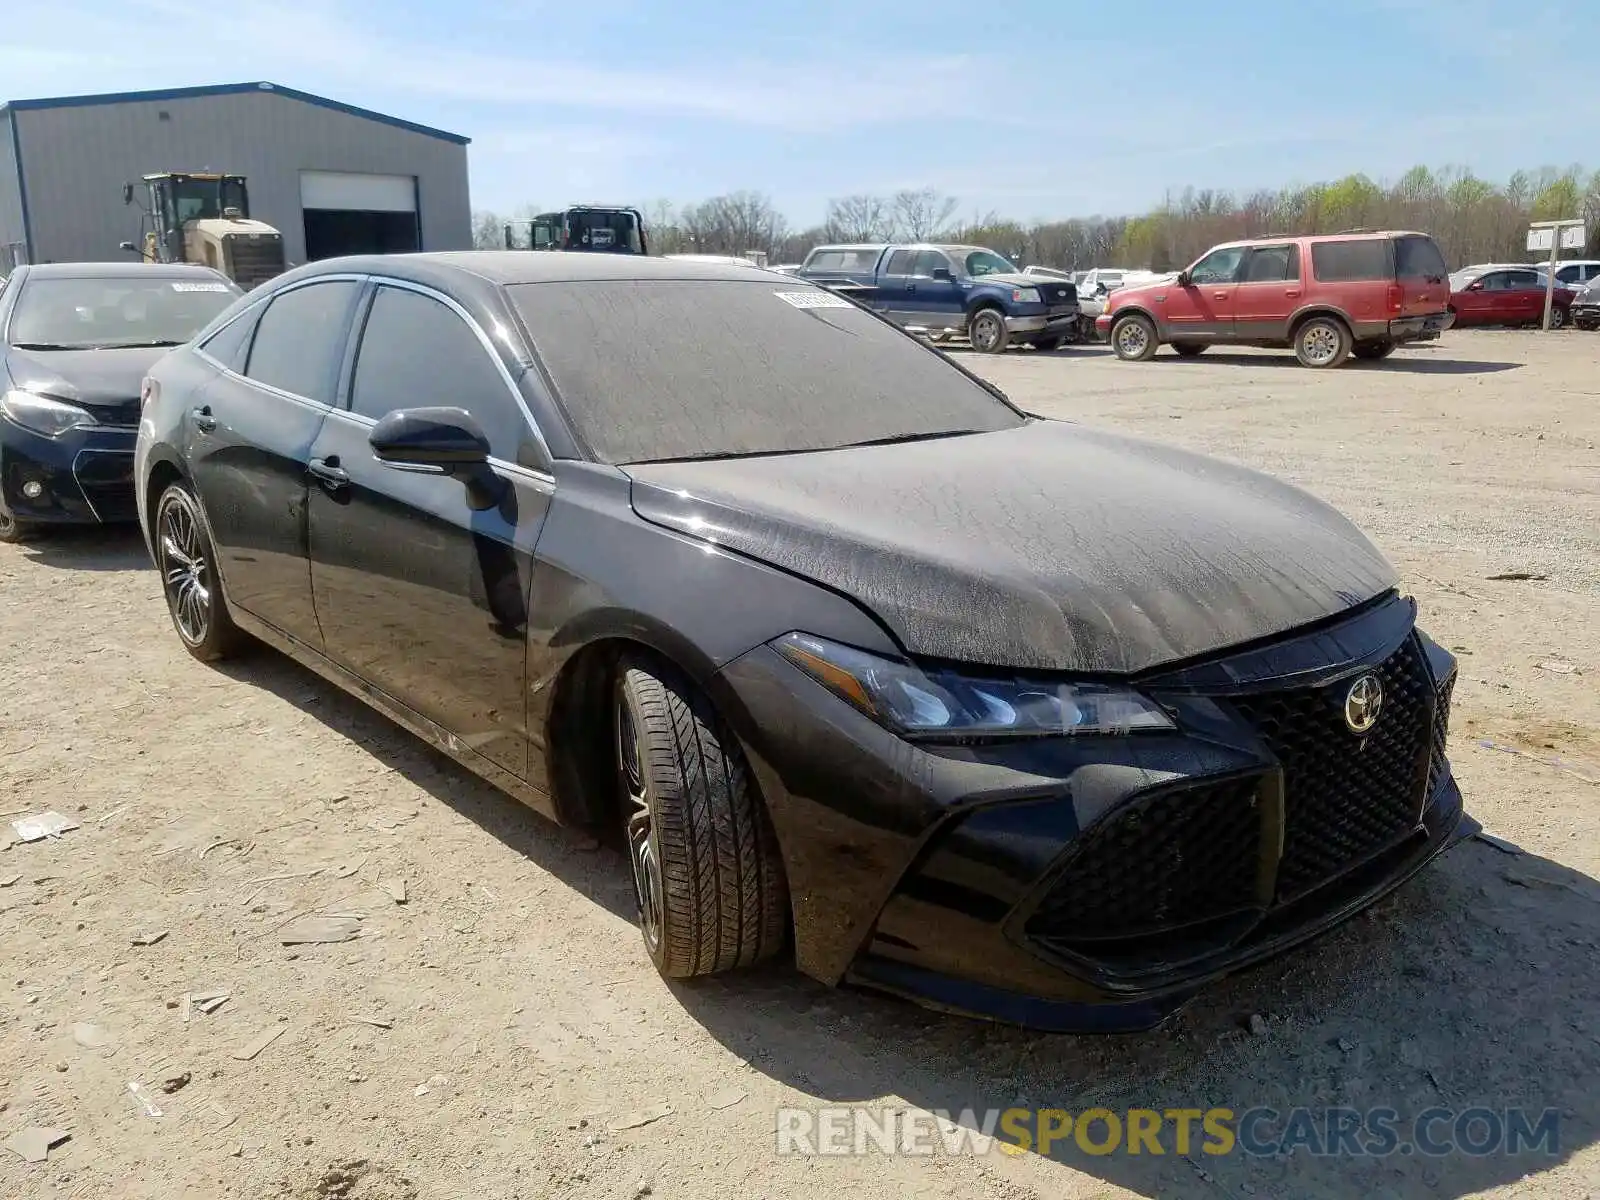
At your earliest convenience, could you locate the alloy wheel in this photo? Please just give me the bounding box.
[1549,306,1566,330]
[1299,322,1341,366]
[158,495,211,645]
[1116,320,1149,358]
[970,312,1003,352]
[617,698,663,953]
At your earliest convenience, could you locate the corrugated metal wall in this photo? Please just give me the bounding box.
[0,112,27,270]
[13,87,470,265]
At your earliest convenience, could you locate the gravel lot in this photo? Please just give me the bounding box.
[1,330,1596,1199]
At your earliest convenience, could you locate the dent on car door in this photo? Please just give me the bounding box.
[305,282,554,779]
[189,279,361,647]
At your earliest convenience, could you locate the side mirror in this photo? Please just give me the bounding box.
[369,406,490,470]
[370,406,504,510]
[931,266,953,281]
[1466,280,1484,291]
[119,241,138,253]
[122,183,134,206]
[1175,270,1192,287]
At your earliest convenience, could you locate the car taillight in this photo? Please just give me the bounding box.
[1386,283,1404,313]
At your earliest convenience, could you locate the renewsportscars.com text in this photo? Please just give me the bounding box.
[775,1105,1562,1159]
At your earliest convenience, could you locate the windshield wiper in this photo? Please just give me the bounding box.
[97,339,185,349]
[9,341,78,350]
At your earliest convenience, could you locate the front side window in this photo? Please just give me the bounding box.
[510,279,1023,465]
[244,280,360,404]
[910,250,951,277]
[350,286,535,465]
[7,275,239,350]
[1188,247,1246,285]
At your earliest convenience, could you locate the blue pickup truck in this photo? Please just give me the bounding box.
[795,242,1080,353]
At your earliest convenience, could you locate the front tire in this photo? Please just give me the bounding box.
[968,307,1010,354]
[0,506,33,545]
[615,659,789,979]
[1352,339,1396,360]
[154,481,246,662]
[1294,315,1352,368]
[1111,313,1158,361]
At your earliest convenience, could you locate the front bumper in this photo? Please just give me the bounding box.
[1005,307,1082,336]
[1571,303,1600,327]
[1,420,139,526]
[717,592,1471,1032]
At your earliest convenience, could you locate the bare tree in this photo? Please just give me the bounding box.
[892,188,958,241]
[825,194,893,242]
[472,210,506,250]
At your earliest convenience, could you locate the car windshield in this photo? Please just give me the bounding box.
[962,249,1018,276]
[510,280,1024,464]
[8,275,238,349]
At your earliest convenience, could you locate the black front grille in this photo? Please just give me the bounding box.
[1025,775,1264,946]
[224,237,286,289]
[1427,670,1456,798]
[1233,638,1433,900]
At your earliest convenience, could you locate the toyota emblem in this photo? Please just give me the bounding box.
[1343,674,1384,735]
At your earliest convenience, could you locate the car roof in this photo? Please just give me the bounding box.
[285,251,785,288]
[17,261,231,281]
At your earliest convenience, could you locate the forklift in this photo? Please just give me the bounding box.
[122,172,286,288]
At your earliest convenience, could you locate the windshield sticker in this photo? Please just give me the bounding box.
[171,282,231,293]
[774,290,854,310]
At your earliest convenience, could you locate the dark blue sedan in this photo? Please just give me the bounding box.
[0,261,239,542]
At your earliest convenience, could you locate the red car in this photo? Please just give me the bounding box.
[1097,230,1453,367]
[1448,265,1576,329]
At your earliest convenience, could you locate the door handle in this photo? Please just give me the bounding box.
[1212,291,1228,299]
[308,457,349,490]
[190,405,216,433]
[1285,289,1301,298]
[906,283,918,292]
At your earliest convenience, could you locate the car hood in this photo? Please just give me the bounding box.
[626,421,1398,675]
[3,346,169,422]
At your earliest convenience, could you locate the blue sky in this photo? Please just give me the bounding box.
[6,0,1595,226]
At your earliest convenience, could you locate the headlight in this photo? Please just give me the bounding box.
[0,389,95,438]
[773,632,1175,738]
[1011,287,1042,304]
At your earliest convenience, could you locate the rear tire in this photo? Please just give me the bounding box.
[1352,339,1397,360]
[154,481,247,662]
[1111,313,1158,361]
[615,658,789,979]
[1171,341,1210,357]
[0,506,34,545]
[1293,315,1351,368]
[1548,306,1567,330]
[968,307,1010,354]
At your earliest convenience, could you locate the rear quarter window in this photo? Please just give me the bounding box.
[1310,239,1394,282]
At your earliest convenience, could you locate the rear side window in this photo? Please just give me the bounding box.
[350,286,536,465]
[244,280,359,404]
[1311,239,1394,282]
[883,250,913,274]
[1242,245,1299,283]
[1394,235,1448,280]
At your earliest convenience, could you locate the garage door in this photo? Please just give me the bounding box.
[300,171,416,213]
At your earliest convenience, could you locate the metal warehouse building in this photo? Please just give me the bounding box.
[0,81,471,272]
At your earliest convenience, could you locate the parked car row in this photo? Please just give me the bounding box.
[1,251,1472,1033]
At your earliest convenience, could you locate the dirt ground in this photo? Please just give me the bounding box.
[1,330,1596,1200]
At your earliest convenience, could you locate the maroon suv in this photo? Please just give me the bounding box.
[1096,231,1454,367]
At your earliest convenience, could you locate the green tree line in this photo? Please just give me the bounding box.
[472,165,1600,270]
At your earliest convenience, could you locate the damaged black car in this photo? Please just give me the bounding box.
[135,253,1473,1031]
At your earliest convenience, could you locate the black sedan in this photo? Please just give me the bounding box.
[135,253,1473,1031]
[0,262,241,542]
